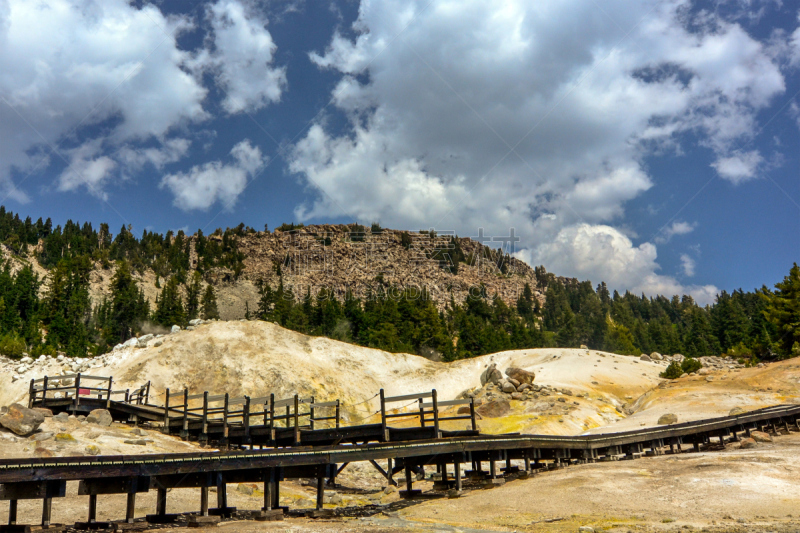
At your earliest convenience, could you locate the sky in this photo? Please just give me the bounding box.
[0,0,798,305]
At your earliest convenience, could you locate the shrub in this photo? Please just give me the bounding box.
[371,222,383,233]
[0,334,26,359]
[660,361,684,379]
[681,358,702,374]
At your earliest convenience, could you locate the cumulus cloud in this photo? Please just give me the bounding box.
[534,224,717,304]
[0,0,284,201]
[680,254,696,277]
[160,139,266,210]
[655,220,696,243]
[195,0,287,114]
[289,0,783,300]
[711,150,764,184]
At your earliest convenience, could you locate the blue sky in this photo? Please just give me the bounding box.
[0,0,798,304]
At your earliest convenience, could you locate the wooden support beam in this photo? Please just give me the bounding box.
[181,389,189,440]
[379,390,388,442]
[316,475,324,511]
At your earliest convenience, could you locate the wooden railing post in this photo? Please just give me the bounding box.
[73,373,81,413]
[105,377,113,408]
[432,389,440,437]
[309,396,315,431]
[293,395,300,445]
[163,388,170,434]
[268,393,275,444]
[144,381,151,405]
[469,397,477,431]
[379,389,388,442]
[181,388,189,440]
[28,379,35,408]
[201,391,209,445]
[335,399,341,429]
[41,376,49,408]
[244,396,251,447]
[222,393,229,449]
[418,397,425,428]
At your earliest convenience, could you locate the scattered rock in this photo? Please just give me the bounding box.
[501,381,516,394]
[505,367,536,385]
[237,483,258,495]
[640,355,652,362]
[32,408,53,418]
[750,431,773,443]
[86,409,113,427]
[739,438,757,449]
[476,399,511,418]
[580,345,589,350]
[171,325,181,333]
[557,397,566,403]
[84,445,101,456]
[510,392,524,400]
[507,377,521,388]
[650,352,663,360]
[31,432,54,442]
[480,363,503,386]
[657,413,678,425]
[0,404,46,436]
[55,433,76,442]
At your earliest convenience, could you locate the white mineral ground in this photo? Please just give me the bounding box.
[1,319,799,532]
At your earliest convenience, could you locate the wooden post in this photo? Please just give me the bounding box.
[405,465,413,492]
[216,472,227,511]
[469,397,477,431]
[293,395,300,445]
[379,389,388,442]
[454,461,462,491]
[8,499,17,525]
[268,394,275,444]
[335,400,341,429]
[201,391,209,445]
[74,373,82,413]
[125,389,130,403]
[387,458,394,486]
[144,381,151,405]
[418,397,425,427]
[316,474,324,511]
[490,458,497,479]
[432,389,440,437]
[309,396,315,431]
[222,393,230,449]
[28,379,35,408]
[163,388,170,434]
[42,497,53,527]
[88,493,98,523]
[181,388,189,440]
[200,486,209,517]
[156,487,167,516]
[42,376,49,408]
[105,377,113,409]
[263,469,273,511]
[244,396,251,447]
[126,492,136,523]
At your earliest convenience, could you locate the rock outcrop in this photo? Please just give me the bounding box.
[0,403,45,435]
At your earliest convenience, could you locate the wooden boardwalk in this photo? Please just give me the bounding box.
[5,374,797,532]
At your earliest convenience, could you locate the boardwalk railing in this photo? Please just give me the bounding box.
[379,389,477,441]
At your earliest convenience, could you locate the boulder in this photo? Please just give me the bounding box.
[189,319,204,327]
[518,384,532,393]
[650,352,663,360]
[476,399,511,418]
[510,392,524,400]
[739,438,757,449]
[122,337,138,348]
[84,445,101,456]
[501,381,516,394]
[480,363,503,386]
[86,409,113,427]
[657,413,678,425]
[729,407,746,416]
[237,483,258,495]
[507,377,521,388]
[31,432,54,442]
[505,367,535,385]
[136,334,154,347]
[32,408,53,418]
[171,325,181,333]
[750,431,773,443]
[640,355,652,362]
[579,345,589,350]
[0,404,45,436]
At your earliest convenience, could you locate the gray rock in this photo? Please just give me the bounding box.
[31,432,54,442]
[189,319,204,327]
[507,377,521,388]
[739,438,757,449]
[124,439,148,446]
[171,325,181,333]
[657,413,678,425]
[32,408,53,418]
[510,392,524,400]
[501,381,516,394]
[480,363,503,386]
[86,409,113,427]
[0,404,46,436]
[505,367,536,385]
[640,355,652,362]
[650,352,663,360]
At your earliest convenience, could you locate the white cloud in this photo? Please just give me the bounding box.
[160,139,266,210]
[195,0,287,114]
[57,141,117,200]
[533,224,717,304]
[117,138,192,172]
[711,150,764,183]
[680,254,696,277]
[655,220,696,243]
[290,0,783,299]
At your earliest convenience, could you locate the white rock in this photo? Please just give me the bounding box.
[57,354,65,361]
[189,319,203,327]
[123,337,138,348]
[20,357,32,364]
[171,325,181,333]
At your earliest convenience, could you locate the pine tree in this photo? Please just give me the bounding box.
[185,272,202,320]
[763,263,800,357]
[153,275,185,328]
[108,261,148,344]
[200,285,220,320]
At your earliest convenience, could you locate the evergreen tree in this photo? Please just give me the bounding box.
[153,275,185,328]
[107,261,148,344]
[763,263,800,357]
[185,272,202,320]
[200,285,220,320]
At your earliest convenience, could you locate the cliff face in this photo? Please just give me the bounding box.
[206,225,544,318]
